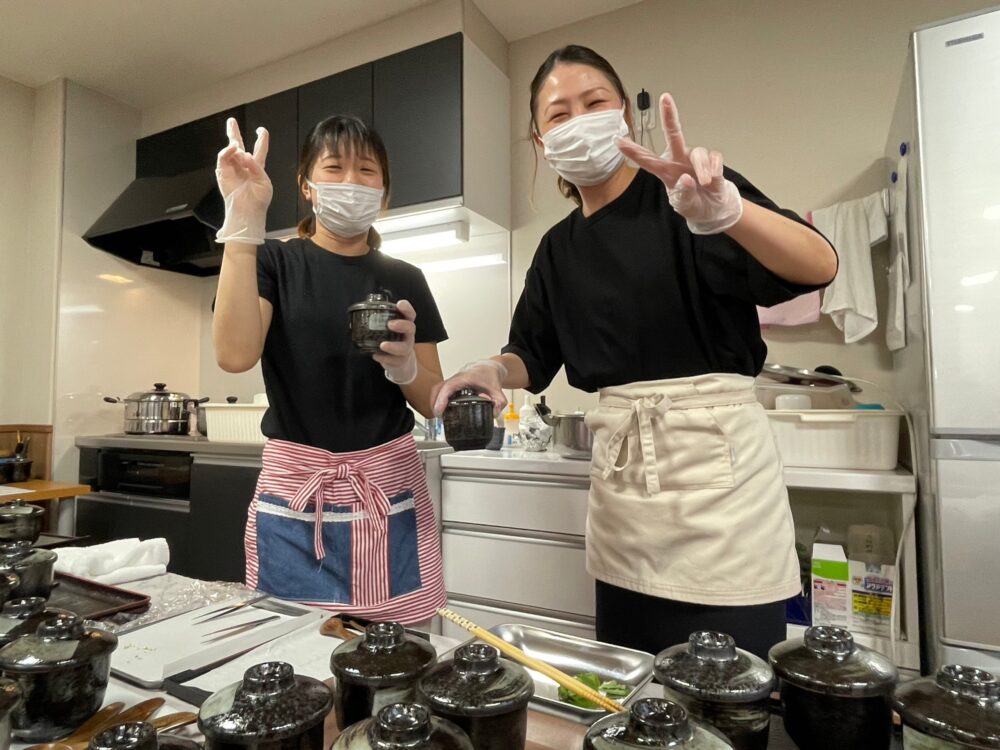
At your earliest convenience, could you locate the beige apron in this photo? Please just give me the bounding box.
[585,373,801,606]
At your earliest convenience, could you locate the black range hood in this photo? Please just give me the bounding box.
[83,167,224,277]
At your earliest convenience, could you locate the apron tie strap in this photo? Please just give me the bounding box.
[601,394,673,495]
[288,463,392,560]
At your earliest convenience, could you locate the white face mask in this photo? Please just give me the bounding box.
[307,180,384,238]
[540,106,630,187]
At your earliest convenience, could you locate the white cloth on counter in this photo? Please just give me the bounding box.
[54,537,169,585]
[886,156,910,351]
[816,192,888,343]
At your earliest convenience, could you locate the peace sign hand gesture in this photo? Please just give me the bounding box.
[215,117,273,245]
[615,93,743,235]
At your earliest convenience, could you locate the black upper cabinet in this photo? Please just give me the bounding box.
[246,90,299,233]
[374,33,462,209]
[137,107,244,178]
[297,63,374,221]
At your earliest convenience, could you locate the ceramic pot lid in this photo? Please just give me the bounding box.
[655,631,774,703]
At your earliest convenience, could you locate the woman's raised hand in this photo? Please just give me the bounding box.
[615,93,743,235]
[215,117,273,245]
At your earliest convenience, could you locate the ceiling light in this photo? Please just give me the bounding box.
[97,274,133,284]
[379,221,468,255]
[954,304,975,312]
[418,253,506,274]
[983,205,1000,220]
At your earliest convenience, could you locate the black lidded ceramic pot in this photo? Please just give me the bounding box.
[330,622,437,731]
[0,677,21,750]
[585,698,735,749]
[331,702,474,750]
[0,575,18,609]
[769,626,897,750]
[0,502,45,545]
[0,598,71,648]
[654,631,773,750]
[892,664,1000,748]
[0,542,56,599]
[89,720,205,750]
[348,292,403,355]
[442,390,494,452]
[0,613,118,741]
[416,643,533,750]
[198,661,332,750]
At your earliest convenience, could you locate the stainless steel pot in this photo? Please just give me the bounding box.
[536,401,593,460]
[103,383,208,435]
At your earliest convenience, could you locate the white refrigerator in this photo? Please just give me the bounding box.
[887,8,1000,671]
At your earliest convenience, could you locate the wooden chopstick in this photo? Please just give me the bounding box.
[437,608,625,714]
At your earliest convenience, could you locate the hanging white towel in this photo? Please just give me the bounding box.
[816,193,888,343]
[886,157,910,351]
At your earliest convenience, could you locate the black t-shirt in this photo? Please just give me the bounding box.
[502,167,833,393]
[256,238,447,453]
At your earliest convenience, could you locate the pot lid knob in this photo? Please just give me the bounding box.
[37,613,84,641]
[936,664,1000,701]
[363,622,405,653]
[242,661,295,696]
[153,383,167,390]
[2,597,44,618]
[454,643,502,678]
[372,704,432,744]
[804,625,854,657]
[626,699,694,743]
[689,631,738,662]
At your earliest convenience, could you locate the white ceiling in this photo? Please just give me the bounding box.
[0,0,641,110]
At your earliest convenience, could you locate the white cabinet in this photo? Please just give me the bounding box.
[442,527,594,616]
[442,476,588,535]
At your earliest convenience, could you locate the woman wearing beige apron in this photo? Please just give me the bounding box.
[432,46,837,659]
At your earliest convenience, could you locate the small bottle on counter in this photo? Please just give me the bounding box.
[502,403,521,449]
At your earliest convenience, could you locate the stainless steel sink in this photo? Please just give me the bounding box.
[414,440,452,451]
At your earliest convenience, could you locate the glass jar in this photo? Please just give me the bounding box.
[331,703,473,750]
[198,662,332,750]
[892,664,1000,748]
[769,626,897,750]
[330,622,437,731]
[584,698,734,749]
[417,644,533,750]
[654,632,773,750]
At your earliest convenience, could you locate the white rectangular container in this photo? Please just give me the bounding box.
[203,403,267,443]
[767,410,903,471]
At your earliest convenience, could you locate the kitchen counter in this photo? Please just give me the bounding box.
[441,448,591,477]
[75,434,454,462]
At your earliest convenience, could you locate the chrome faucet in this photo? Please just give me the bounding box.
[413,417,443,441]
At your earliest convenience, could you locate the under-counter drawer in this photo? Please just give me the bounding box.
[443,597,595,642]
[442,527,595,617]
[442,476,589,536]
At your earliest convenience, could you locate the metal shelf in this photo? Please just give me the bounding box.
[782,466,916,494]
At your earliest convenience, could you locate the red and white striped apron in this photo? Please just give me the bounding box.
[245,433,445,624]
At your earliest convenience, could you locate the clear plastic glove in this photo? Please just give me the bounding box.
[615,93,743,235]
[215,117,273,245]
[374,300,418,385]
[431,359,508,417]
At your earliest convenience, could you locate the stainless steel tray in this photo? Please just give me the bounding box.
[460,623,654,724]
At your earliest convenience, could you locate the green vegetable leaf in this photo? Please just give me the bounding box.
[557,673,629,708]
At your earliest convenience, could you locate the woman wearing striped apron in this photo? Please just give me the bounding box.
[213,115,446,624]
[433,46,838,658]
